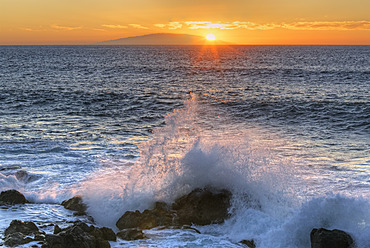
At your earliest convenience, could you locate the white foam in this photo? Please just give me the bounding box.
[12,94,369,247]
[76,94,301,229]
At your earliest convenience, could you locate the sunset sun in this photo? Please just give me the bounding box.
[206,33,216,41]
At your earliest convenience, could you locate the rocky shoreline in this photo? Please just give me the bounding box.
[1,189,355,248]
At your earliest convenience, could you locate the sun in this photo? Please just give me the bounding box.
[206,33,216,41]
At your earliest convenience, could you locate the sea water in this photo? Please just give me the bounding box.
[0,45,369,247]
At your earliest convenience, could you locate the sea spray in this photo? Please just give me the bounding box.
[54,93,370,247]
[78,94,299,229]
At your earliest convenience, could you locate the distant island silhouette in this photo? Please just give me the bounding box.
[96,33,229,45]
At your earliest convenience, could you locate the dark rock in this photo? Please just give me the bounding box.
[0,165,22,171]
[5,220,40,237]
[100,227,116,241]
[34,233,46,241]
[61,196,87,216]
[15,170,29,181]
[53,224,62,234]
[43,222,112,248]
[43,234,67,248]
[116,228,146,241]
[310,228,354,248]
[3,220,42,247]
[181,225,201,234]
[0,190,27,205]
[116,188,232,230]
[15,170,40,183]
[4,232,34,247]
[172,188,232,225]
[156,224,201,234]
[116,201,174,230]
[240,239,256,248]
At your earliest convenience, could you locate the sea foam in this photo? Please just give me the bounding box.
[77,94,299,228]
[15,94,369,247]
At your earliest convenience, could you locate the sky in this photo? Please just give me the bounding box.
[1,0,369,45]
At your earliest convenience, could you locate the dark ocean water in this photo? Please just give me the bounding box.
[0,45,369,247]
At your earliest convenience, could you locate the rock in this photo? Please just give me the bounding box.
[310,228,354,248]
[4,232,34,247]
[172,188,232,225]
[53,224,62,234]
[240,239,256,248]
[3,220,42,247]
[156,224,201,234]
[116,201,174,230]
[116,188,232,230]
[43,222,113,248]
[116,228,146,241]
[181,225,201,234]
[5,220,40,237]
[15,170,40,183]
[100,227,117,241]
[34,233,46,241]
[0,189,28,205]
[61,196,87,216]
[43,234,67,248]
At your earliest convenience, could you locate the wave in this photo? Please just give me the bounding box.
[2,93,368,247]
[77,94,369,247]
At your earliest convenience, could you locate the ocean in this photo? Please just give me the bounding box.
[0,45,369,247]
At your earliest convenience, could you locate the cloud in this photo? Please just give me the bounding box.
[93,28,107,32]
[160,21,276,30]
[102,24,128,29]
[185,21,276,30]
[154,22,182,29]
[51,25,81,31]
[129,24,149,29]
[20,28,36,32]
[152,20,370,31]
[282,21,370,30]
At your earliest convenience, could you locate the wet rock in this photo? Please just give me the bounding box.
[43,222,113,248]
[4,232,34,247]
[181,225,201,234]
[116,228,146,241]
[156,224,201,234]
[3,220,42,247]
[172,188,232,225]
[53,224,62,234]
[61,196,87,216]
[240,239,256,248]
[34,233,46,241]
[116,188,232,231]
[15,170,40,183]
[100,227,117,241]
[310,228,354,248]
[0,165,22,171]
[116,201,174,230]
[5,220,40,237]
[0,189,28,205]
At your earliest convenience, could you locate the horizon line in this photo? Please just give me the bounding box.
[1,44,369,46]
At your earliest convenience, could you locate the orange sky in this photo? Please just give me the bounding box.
[1,0,369,45]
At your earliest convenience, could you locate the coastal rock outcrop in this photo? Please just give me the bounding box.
[310,228,354,248]
[3,220,116,248]
[240,239,256,248]
[3,220,43,247]
[43,222,115,248]
[3,232,34,247]
[116,201,174,230]
[116,228,146,240]
[61,196,87,216]
[0,190,28,205]
[172,188,232,225]
[116,188,232,230]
